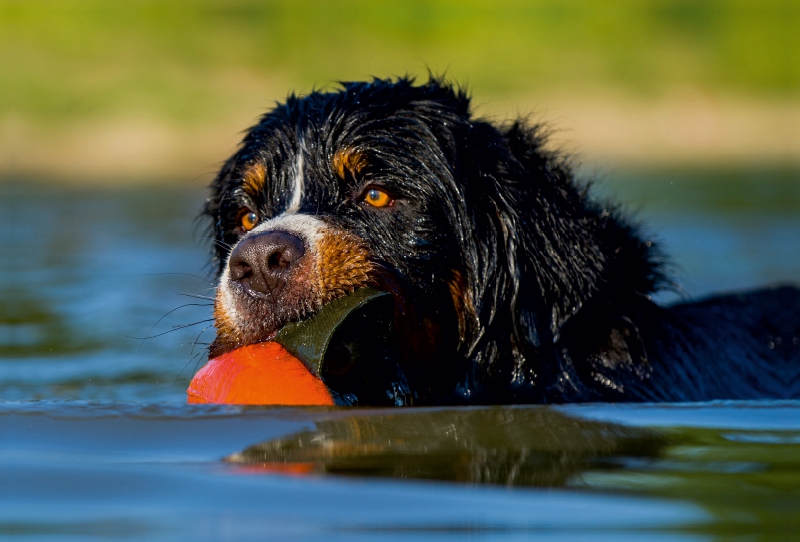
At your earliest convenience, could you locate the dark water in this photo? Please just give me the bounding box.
[2,169,799,540]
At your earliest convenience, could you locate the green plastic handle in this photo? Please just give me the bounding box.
[274,288,394,376]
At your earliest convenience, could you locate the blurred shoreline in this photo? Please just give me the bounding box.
[3,1,796,185]
[3,93,798,186]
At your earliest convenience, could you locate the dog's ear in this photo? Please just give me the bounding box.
[435,117,550,399]
[451,116,663,400]
[501,120,606,331]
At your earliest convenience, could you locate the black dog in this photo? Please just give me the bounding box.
[204,76,799,405]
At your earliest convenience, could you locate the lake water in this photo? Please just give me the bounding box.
[2,168,799,540]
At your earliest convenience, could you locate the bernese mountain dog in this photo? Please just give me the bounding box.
[203,76,799,405]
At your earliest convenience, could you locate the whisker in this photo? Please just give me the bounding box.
[189,324,215,358]
[126,319,214,340]
[198,286,218,292]
[179,293,215,301]
[174,349,208,386]
[191,349,209,378]
[198,263,217,280]
[199,236,234,250]
[136,303,213,353]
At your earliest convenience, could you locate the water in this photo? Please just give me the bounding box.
[2,402,798,540]
[2,169,799,540]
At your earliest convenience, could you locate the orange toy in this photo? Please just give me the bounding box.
[187,342,334,405]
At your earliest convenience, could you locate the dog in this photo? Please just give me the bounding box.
[203,76,800,405]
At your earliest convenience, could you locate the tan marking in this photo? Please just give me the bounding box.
[243,162,266,194]
[448,270,475,345]
[332,149,368,180]
[315,230,374,305]
[211,289,241,357]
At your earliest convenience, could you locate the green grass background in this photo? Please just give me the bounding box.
[2,0,797,179]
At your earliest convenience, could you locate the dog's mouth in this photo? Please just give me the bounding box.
[207,216,408,405]
[209,281,405,405]
[210,216,376,358]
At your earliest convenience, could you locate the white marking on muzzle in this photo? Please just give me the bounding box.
[248,213,327,251]
[216,213,330,328]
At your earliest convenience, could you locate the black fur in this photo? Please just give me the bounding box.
[204,76,800,404]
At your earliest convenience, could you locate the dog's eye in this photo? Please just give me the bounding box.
[237,209,259,232]
[363,187,392,208]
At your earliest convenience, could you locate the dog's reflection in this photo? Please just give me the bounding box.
[225,407,665,487]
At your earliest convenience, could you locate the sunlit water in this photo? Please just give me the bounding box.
[2,169,799,540]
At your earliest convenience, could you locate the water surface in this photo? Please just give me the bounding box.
[2,401,798,540]
[2,169,799,540]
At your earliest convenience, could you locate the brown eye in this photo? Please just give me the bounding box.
[363,187,392,208]
[238,209,259,231]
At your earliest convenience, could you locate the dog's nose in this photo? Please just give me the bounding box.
[228,231,306,297]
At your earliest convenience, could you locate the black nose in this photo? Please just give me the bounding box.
[228,231,306,297]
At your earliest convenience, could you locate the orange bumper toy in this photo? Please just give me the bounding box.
[187,342,334,405]
[187,288,393,406]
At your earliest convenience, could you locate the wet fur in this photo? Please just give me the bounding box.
[204,76,800,404]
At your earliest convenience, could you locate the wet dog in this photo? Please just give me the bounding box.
[203,77,800,405]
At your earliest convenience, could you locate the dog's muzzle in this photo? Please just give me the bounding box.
[211,214,375,356]
[228,231,306,299]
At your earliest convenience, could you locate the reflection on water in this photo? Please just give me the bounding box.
[1,400,800,539]
[227,407,665,487]
[223,404,800,538]
[583,425,800,537]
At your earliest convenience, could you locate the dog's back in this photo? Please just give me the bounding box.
[646,286,800,401]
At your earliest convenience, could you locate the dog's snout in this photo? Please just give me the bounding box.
[229,231,306,296]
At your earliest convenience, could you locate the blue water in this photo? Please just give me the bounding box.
[2,170,799,540]
[2,401,798,540]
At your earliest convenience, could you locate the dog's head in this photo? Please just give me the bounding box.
[204,77,664,404]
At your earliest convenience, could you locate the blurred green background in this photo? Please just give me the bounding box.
[1,0,797,183]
